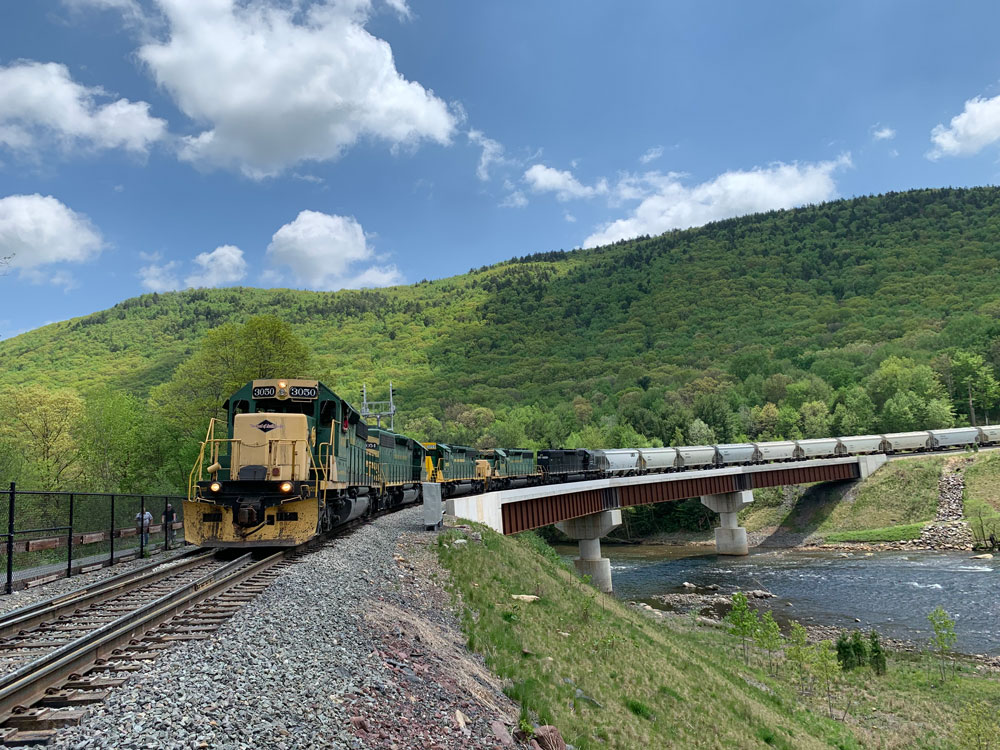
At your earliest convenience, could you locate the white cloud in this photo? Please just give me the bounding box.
[468,129,508,181]
[0,194,103,285]
[524,164,609,201]
[185,244,247,288]
[872,125,896,141]
[563,212,576,223]
[639,145,664,164]
[138,260,181,292]
[266,210,402,290]
[500,187,527,208]
[584,156,850,248]
[0,61,166,155]
[138,0,455,177]
[929,94,1000,158]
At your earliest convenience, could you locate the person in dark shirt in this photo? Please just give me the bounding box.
[162,504,177,548]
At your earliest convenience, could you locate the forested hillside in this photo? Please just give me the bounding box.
[4,187,1000,491]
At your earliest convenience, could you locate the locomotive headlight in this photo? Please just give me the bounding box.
[209,481,222,493]
[279,481,293,493]
[278,381,287,388]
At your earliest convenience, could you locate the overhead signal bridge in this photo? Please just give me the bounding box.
[446,454,887,592]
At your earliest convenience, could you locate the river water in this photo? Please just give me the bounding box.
[556,544,1000,655]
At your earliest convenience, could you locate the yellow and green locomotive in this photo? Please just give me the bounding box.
[185,378,426,548]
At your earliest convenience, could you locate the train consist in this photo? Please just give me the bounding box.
[185,378,999,549]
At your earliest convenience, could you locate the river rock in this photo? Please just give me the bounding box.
[534,725,567,750]
[971,553,994,559]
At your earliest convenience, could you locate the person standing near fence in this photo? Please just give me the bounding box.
[162,503,176,548]
[136,508,153,547]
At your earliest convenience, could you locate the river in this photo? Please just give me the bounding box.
[556,544,1000,655]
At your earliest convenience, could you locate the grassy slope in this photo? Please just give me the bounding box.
[741,458,945,543]
[4,187,1000,415]
[438,526,1000,749]
[961,452,1000,543]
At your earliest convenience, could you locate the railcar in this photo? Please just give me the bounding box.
[638,447,677,473]
[538,449,601,480]
[835,435,883,455]
[423,442,481,495]
[368,427,427,506]
[794,438,839,459]
[927,427,979,449]
[674,445,716,469]
[479,448,539,489]
[715,443,758,465]
[596,449,642,475]
[977,426,1000,444]
[880,431,932,453]
[756,440,797,461]
[186,379,380,548]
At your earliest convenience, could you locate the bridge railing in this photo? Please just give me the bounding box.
[0,483,186,594]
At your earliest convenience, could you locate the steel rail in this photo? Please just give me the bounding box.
[0,551,283,723]
[0,549,211,641]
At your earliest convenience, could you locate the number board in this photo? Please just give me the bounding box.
[289,385,318,399]
[252,386,276,399]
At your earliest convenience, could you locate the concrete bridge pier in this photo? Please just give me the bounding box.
[555,509,622,593]
[701,490,754,555]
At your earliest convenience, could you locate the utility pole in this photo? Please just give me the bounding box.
[968,381,977,427]
[360,382,396,430]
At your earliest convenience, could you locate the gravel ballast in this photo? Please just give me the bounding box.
[51,506,517,749]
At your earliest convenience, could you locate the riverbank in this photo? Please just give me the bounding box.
[439,522,1000,749]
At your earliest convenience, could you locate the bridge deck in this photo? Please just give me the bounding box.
[448,455,884,534]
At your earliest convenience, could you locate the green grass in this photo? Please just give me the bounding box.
[437,523,1000,749]
[962,452,1000,545]
[821,523,926,543]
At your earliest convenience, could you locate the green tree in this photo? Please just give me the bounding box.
[754,610,783,675]
[927,606,957,681]
[868,630,887,676]
[0,385,82,487]
[812,640,841,718]
[832,386,876,435]
[724,592,759,665]
[687,418,716,446]
[151,315,313,440]
[799,400,831,439]
[785,620,810,690]
[951,351,1000,426]
[76,390,149,492]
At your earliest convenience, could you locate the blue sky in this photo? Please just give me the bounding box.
[3,0,1000,339]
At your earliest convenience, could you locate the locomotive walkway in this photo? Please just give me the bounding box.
[446,454,887,592]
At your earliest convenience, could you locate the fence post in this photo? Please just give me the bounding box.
[139,496,145,558]
[109,494,115,566]
[6,483,14,595]
[67,493,75,579]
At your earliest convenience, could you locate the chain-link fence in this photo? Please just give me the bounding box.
[1,483,186,593]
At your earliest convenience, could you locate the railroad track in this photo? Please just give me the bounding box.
[0,548,298,746]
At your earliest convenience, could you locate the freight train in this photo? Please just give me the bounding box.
[185,378,999,548]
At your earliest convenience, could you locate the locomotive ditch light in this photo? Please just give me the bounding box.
[279,481,293,493]
[209,482,222,493]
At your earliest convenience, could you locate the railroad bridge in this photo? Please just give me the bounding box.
[445,454,887,592]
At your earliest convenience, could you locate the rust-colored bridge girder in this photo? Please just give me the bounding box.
[499,460,860,535]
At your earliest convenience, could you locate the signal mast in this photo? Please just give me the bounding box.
[360,382,396,430]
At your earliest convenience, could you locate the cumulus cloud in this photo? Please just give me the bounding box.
[872,125,896,141]
[138,259,181,292]
[137,0,455,177]
[185,244,247,288]
[524,164,609,201]
[0,61,166,155]
[0,194,103,285]
[500,180,527,208]
[929,94,1000,158]
[584,156,850,248]
[266,210,402,290]
[639,145,664,164]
